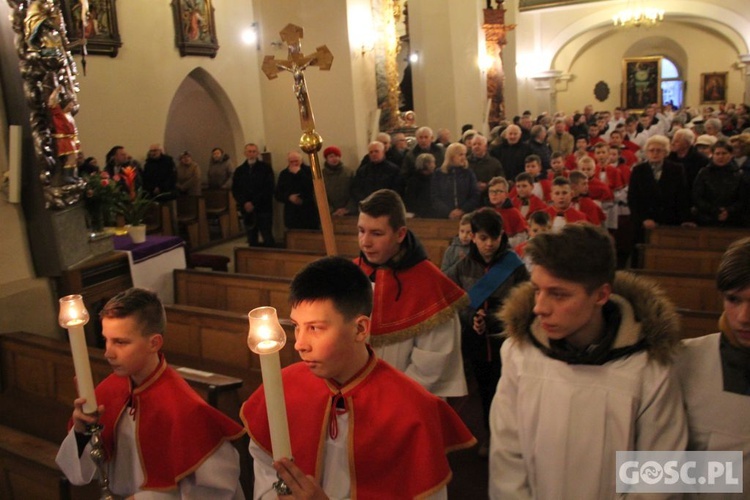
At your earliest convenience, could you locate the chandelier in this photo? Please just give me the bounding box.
[612,1,665,28]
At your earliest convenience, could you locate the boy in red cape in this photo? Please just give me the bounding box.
[242,257,475,499]
[56,288,245,499]
[355,189,468,398]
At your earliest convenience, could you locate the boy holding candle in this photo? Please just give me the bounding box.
[242,256,476,499]
[56,288,245,499]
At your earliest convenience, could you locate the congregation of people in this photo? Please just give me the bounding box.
[57,102,750,498]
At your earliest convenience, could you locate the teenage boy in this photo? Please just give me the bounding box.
[593,142,625,193]
[510,155,551,202]
[441,212,473,272]
[446,209,529,457]
[565,136,591,170]
[56,288,245,498]
[569,170,606,226]
[546,152,569,180]
[676,237,750,495]
[487,176,528,247]
[356,189,468,397]
[243,257,476,498]
[489,224,687,499]
[512,172,548,220]
[544,177,587,232]
[576,155,613,204]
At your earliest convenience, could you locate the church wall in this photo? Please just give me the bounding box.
[555,23,744,114]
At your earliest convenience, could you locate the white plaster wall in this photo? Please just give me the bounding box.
[73,0,266,165]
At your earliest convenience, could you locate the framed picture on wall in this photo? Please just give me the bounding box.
[171,0,219,58]
[700,72,728,104]
[61,0,122,57]
[622,57,662,112]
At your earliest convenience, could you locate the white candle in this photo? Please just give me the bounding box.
[59,295,97,414]
[248,307,292,460]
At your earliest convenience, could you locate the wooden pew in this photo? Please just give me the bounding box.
[0,331,245,500]
[332,216,459,240]
[163,304,299,401]
[677,308,720,340]
[0,424,99,499]
[173,269,293,318]
[285,229,449,266]
[234,247,336,278]
[637,245,724,275]
[646,226,747,251]
[631,269,722,313]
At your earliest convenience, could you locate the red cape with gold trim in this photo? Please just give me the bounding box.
[78,357,245,490]
[241,355,476,499]
[355,253,468,347]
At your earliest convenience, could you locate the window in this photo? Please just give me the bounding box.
[660,57,683,108]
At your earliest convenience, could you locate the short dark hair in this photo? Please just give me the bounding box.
[716,237,750,293]
[100,288,166,336]
[526,224,615,292]
[529,210,551,226]
[289,257,373,320]
[470,207,504,238]
[515,172,534,184]
[550,152,565,160]
[712,140,733,154]
[552,176,571,187]
[525,154,541,165]
[569,170,587,184]
[358,189,407,231]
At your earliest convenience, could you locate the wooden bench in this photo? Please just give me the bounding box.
[646,226,748,251]
[677,308,720,340]
[163,304,299,401]
[0,424,99,499]
[174,269,293,318]
[333,216,459,240]
[234,247,334,278]
[285,229,449,266]
[637,245,724,275]
[631,270,722,313]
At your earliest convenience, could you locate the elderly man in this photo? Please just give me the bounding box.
[489,124,532,181]
[527,124,552,172]
[668,128,710,189]
[387,132,409,166]
[351,141,402,206]
[547,117,574,156]
[402,126,445,180]
[231,143,275,247]
[142,144,176,199]
[469,134,504,196]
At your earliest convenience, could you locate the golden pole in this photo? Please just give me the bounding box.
[261,24,337,256]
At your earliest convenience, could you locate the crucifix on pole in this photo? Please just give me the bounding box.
[262,23,337,256]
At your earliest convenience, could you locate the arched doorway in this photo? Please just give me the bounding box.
[164,68,244,182]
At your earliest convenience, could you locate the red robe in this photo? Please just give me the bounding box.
[511,194,548,219]
[595,165,624,191]
[355,256,467,346]
[241,354,476,499]
[509,179,551,202]
[544,205,588,223]
[587,176,614,202]
[494,205,529,237]
[84,357,244,490]
[573,196,606,225]
[546,169,570,180]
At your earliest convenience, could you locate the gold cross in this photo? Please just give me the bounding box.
[261,23,333,133]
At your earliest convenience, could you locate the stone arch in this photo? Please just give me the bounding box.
[164,67,244,181]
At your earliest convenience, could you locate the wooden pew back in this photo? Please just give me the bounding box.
[174,269,293,317]
[646,226,747,251]
[638,245,724,275]
[677,308,720,340]
[631,270,722,313]
[285,229,449,266]
[235,247,336,278]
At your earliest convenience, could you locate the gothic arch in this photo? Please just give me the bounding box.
[164,68,244,177]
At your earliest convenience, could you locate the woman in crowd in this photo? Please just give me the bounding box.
[431,143,480,220]
[692,140,748,226]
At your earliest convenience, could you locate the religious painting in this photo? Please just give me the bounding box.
[171,0,219,58]
[61,0,122,56]
[700,72,727,104]
[519,0,599,11]
[622,57,661,112]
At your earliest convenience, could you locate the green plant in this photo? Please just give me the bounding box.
[83,170,125,230]
[115,166,158,225]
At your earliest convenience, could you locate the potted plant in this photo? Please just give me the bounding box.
[83,170,124,234]
[116,166,157,243]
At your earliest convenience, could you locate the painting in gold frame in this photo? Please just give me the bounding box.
[171,0,219,58]
[700,72,727,104]
[622,57,661,113]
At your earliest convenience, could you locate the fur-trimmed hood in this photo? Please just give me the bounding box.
[498,271,681,365]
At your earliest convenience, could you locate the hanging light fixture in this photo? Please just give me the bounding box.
[613,0,665,28]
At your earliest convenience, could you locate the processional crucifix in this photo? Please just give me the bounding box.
[262,24,337,256]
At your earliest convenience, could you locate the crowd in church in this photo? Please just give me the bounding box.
[56,101,750,498]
